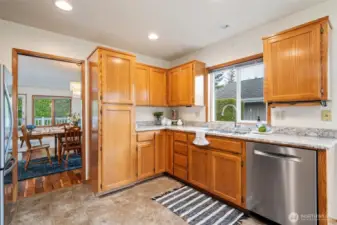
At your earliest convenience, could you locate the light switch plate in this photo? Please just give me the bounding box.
[321,110,332,121]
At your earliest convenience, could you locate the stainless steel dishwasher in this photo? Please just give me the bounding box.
[246,142,317,225]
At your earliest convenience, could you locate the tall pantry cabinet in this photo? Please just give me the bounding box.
[88,47,136,193]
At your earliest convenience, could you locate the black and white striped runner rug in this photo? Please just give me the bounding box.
[152,186,246,225]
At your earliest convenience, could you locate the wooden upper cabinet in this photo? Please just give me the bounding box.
[210,150,242,206]
[149,68,167,106]
[188,145,210,190]
[137,141,155,180]
[101,49,136,104]
[135,64,150,106]
[178,64,194,105]
[263,17,330,102]
[167,68,180,105]
[101,104,136,191]
[167,61,206,106]
[155,131,166,174]
[134,63,167,106]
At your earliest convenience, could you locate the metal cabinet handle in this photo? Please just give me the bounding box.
[254,150,302,162]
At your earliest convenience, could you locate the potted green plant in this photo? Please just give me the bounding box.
[153,112,163,125]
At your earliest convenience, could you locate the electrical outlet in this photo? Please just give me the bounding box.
[321,110,332,121]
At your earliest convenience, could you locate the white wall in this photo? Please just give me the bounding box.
[0,19,171,179]
[135,107,170,122]
[171,0,337,129]
[18,86,82,125]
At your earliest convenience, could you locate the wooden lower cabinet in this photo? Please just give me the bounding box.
[188,145,210,190]
[101,104,136,192]
[137,141,155,180]
[166,131,174,174]
[155,131,166,173]
[210,150,242,206]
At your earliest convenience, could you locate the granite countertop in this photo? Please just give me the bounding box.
[136,125,337,151]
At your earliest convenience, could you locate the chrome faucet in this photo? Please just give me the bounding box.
[221,104,237,128]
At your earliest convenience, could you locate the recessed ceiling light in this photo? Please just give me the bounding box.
[148,33,159,41]
[54,0,73,11]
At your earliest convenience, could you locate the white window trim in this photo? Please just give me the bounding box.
[209,67,267,124]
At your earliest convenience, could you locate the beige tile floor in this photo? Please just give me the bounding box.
[9,176,291,225]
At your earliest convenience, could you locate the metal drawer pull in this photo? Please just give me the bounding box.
[254,150,302,162]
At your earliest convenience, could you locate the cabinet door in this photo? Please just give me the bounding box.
[188,145,210,190]
[101,50,135,104]
[165,131,174,174]
[135,64,150,106]
[167,69,180,105]
[264,23,322,102]
[155,131,166,174]
[149,68,167,106]
[137,142,155,180]
[210,151,242,206]
[101,104,136,191]
[178,64,193,105]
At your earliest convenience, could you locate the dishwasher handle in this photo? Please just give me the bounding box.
[254,150,302,162]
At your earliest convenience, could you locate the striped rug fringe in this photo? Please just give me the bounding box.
[152,186,247,225]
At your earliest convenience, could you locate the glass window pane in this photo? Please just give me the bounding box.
[214,68,237,121]
[240,63,265,121]
[18,97,23,126]
[33,98,52,126]
[54,98,71,125]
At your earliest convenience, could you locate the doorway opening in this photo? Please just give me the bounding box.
[6,49,86,201]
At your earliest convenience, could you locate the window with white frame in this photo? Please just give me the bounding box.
[210,58,266,123]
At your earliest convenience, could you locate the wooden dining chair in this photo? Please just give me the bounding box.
[61,126,81,164]
[20,126,43,148]
[21,125,53,171]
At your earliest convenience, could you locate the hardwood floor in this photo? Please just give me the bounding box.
[5,169,82,201]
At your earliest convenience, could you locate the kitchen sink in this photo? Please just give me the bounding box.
[206,128,251,135]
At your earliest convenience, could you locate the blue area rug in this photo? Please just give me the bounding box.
[4,155,82,184]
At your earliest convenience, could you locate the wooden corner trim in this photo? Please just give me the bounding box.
[262,16,330,40]
[93,46,136,57]
[206,53,263,72]
[136,62,168,71]
[13,48,84,64]
[170,60,205,71]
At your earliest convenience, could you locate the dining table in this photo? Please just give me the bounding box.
[20,127,82,163]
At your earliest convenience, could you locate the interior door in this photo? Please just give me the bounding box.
[101,104,136,191]
[264,23,322,102]
[101,50,135,104]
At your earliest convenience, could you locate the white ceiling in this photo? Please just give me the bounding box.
[0,0,328,60]
[18,55,81,90]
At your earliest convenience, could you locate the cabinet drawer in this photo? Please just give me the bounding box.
[174,132,187,143]
[137,132,154,142]
[174,142,188,155]
[208,137,242,154]
[174,153,188,168]
[174,166,187,180]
